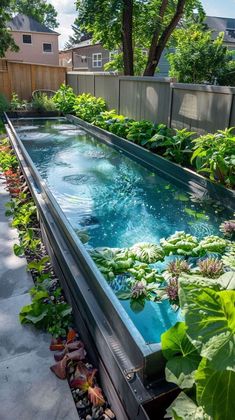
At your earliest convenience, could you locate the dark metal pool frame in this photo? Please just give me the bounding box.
[4,113,235,420]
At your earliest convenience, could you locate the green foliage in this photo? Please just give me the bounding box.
[160,231,199,256]
[162,129,195,165]
[53,84,76,114]
[126,120,157,144]
[19,298,72,337]
[140,124,173,149]
[11,0,59,29]
[0,93,9,115]
[10,92,28,111]
[222,244,235,270]
[162,322,201,388]
[73,93,107,123]
[168,25,229,84]
[191,128,235,188]
[162,275,235,419]
[0,1,19,57]
[31,93,57,113]
[75,0,203,75]
[197,257,224,278]
[0,149,18,171]
[27,256,50,275]
[107,116,134,138]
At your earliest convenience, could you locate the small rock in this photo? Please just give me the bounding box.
[85,416,92,420]
[105,408,115,419]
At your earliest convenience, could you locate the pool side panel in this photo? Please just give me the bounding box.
[67,115,235,212]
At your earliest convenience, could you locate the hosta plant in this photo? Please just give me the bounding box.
[106,115,134,138]
[140,123,173,150]
[197,257,224,278]
[160,231,199,256]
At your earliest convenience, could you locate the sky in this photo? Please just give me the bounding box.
[51,0,235,49]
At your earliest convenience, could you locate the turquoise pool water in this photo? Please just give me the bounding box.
[13,118,231,343]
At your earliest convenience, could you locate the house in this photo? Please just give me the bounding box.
[6,14,59,66]
[60,15,235,76]
[59,39,110,71]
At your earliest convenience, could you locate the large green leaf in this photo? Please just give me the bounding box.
[165,392,210,420]
[161,322,201,388]
[179,285,235,371]
[196,358,235,420]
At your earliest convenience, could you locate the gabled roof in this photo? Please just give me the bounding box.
[8,14,59,35]
[205,16,235,43]
[62,39,100,52]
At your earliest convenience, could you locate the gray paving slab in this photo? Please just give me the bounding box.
[0,179,78,419]
[0,350,78,420]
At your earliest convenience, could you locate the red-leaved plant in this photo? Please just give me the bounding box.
[50,329,86,379]
[70,362,105,406]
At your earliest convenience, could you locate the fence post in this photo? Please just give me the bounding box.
[168,83,174,128]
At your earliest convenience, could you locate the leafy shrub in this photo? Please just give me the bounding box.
[10,92,28,111]
[53,83,76,114]
[32,93,57,113]
[140,124,173,149]
[0,93,9,115]
[93,110,118,129]
[73,93,106,122]
[126,120,157,144]
[191,128,235,188]
[107,116,134,138]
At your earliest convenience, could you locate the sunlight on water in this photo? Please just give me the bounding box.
[14,118,232,343]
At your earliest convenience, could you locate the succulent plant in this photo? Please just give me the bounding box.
[90,247,135,280]
[167,259,190,276]
[195,235,228,256]
[131,281,148,299]
[127,263,164,283]
[197,257,224,278]
[165,277,179,305]
[130,242,165,263]
[220,216,235,240]
[160,231,199,256]
[222,244,235,270]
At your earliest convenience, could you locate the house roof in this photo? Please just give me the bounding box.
[205,16,235,43]
[62,39,100,52]
[8,14,59,35]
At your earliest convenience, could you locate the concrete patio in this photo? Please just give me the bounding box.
[0,179,78,420]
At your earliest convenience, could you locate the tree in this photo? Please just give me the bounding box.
[11,0,59,29]
[75,0,203,76]
[167,24,230,84]
[64,20,91,50]
[0,1,18,57]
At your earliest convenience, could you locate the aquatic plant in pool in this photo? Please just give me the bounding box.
[13,117,234,344]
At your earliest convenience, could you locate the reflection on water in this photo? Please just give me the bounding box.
[13,118,231,343]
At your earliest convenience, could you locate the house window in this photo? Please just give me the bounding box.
[43,43,52,53]
[22,34,32,44]
[92,53,102,68]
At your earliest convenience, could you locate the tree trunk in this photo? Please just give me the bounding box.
[122,0,134,75]
[143,0,186,76]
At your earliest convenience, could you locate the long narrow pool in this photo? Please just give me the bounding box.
[13,117,231,344]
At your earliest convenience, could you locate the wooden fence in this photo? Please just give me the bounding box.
[0,60,66,100]
[67,72,235,134]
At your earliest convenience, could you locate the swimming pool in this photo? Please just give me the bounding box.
[12,117,231,344]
